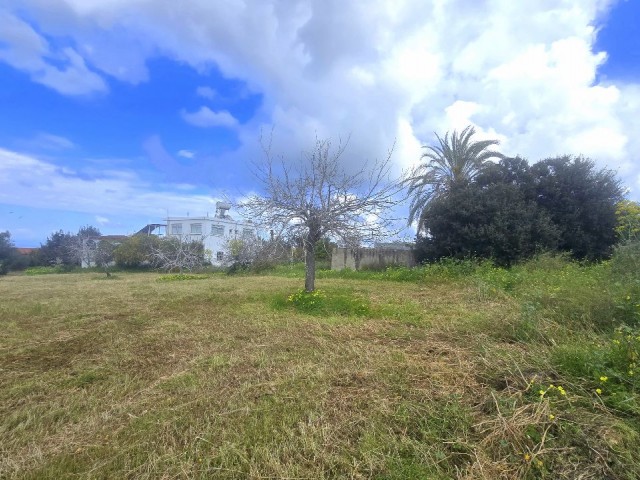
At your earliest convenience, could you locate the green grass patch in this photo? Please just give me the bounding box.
[156,273,211,281]
[24,265,69,275]
[271,287,371,316]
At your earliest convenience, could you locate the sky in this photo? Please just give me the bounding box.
[1,0,639,247]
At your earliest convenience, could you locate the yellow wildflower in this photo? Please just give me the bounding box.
[596,388,602,395]
[600,376,608,382]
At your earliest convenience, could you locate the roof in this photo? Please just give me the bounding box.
[134,224,165,236]
[98,235,130,241]
[84,235,130,242]
[16,247,38,255]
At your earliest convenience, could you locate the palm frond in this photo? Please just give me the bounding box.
[405,124,504,230]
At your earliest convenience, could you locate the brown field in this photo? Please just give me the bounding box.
[1,269,638,479]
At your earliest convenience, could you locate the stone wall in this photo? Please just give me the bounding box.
[331,247,416,270]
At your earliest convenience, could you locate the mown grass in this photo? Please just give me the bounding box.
[1,246,639,479]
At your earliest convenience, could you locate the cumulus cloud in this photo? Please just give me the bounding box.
[177,149,195,159]
[181,106,239,128]
[0,9,108,95]
[0,147,222,217]
[3,0,640,195]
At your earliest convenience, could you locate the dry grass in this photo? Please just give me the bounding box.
[0,271,637,479]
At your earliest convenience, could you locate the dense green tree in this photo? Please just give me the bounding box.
[415,181,558,266]
[39,230,77,266]
[530,156,623,260]
[0,231,18,274]
[77,225,101,238]
[416,155,624,264]
[405,125,504,232]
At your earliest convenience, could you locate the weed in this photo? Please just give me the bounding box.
[24,265,68,275]
[273,288,370,316]
[156,273,210,281]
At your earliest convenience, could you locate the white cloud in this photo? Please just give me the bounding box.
[181,106,238,128]
[196,86,216,99]
[3,0,640,200]
[0,147,222,217]
[95,215,109,224]
[177,149,195,158]
[0,9,107,95]
[29,133,76,150]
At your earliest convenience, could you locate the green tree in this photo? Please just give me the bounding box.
[113,235,159,268]
[405,125,504,232]
[530,156,623,260]
[615,200,640,242]
[0,231,18,275]
[77,225,101,238]
[39,230,77,266]
[415,181,558,266]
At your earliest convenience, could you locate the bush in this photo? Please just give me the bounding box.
[114,235,159,268]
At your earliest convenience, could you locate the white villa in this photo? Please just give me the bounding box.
[166,202,256,265]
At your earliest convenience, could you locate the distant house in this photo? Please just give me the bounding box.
[165,202,256,265]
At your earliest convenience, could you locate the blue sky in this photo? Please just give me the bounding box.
[1,0,639,247]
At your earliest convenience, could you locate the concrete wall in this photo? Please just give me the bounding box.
[331,247,416,270]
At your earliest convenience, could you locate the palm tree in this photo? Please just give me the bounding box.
[406,125,504,232]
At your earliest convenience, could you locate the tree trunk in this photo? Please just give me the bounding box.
[304,241,315,292]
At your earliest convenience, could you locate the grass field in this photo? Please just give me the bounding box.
[1,256,639,479]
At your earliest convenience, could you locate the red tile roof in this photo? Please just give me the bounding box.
[16,248,38,255]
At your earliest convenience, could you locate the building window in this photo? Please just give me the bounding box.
[242,228,253,236]
[191,223,202,234]
[171,223,182,235]
[211,224,224,236]
[216,251,224,261]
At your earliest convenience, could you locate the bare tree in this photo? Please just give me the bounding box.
[150,235,210,272]
[242,136,403,291]
[222,231,291,272]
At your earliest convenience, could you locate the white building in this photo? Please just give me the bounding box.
[165,202,256,265]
